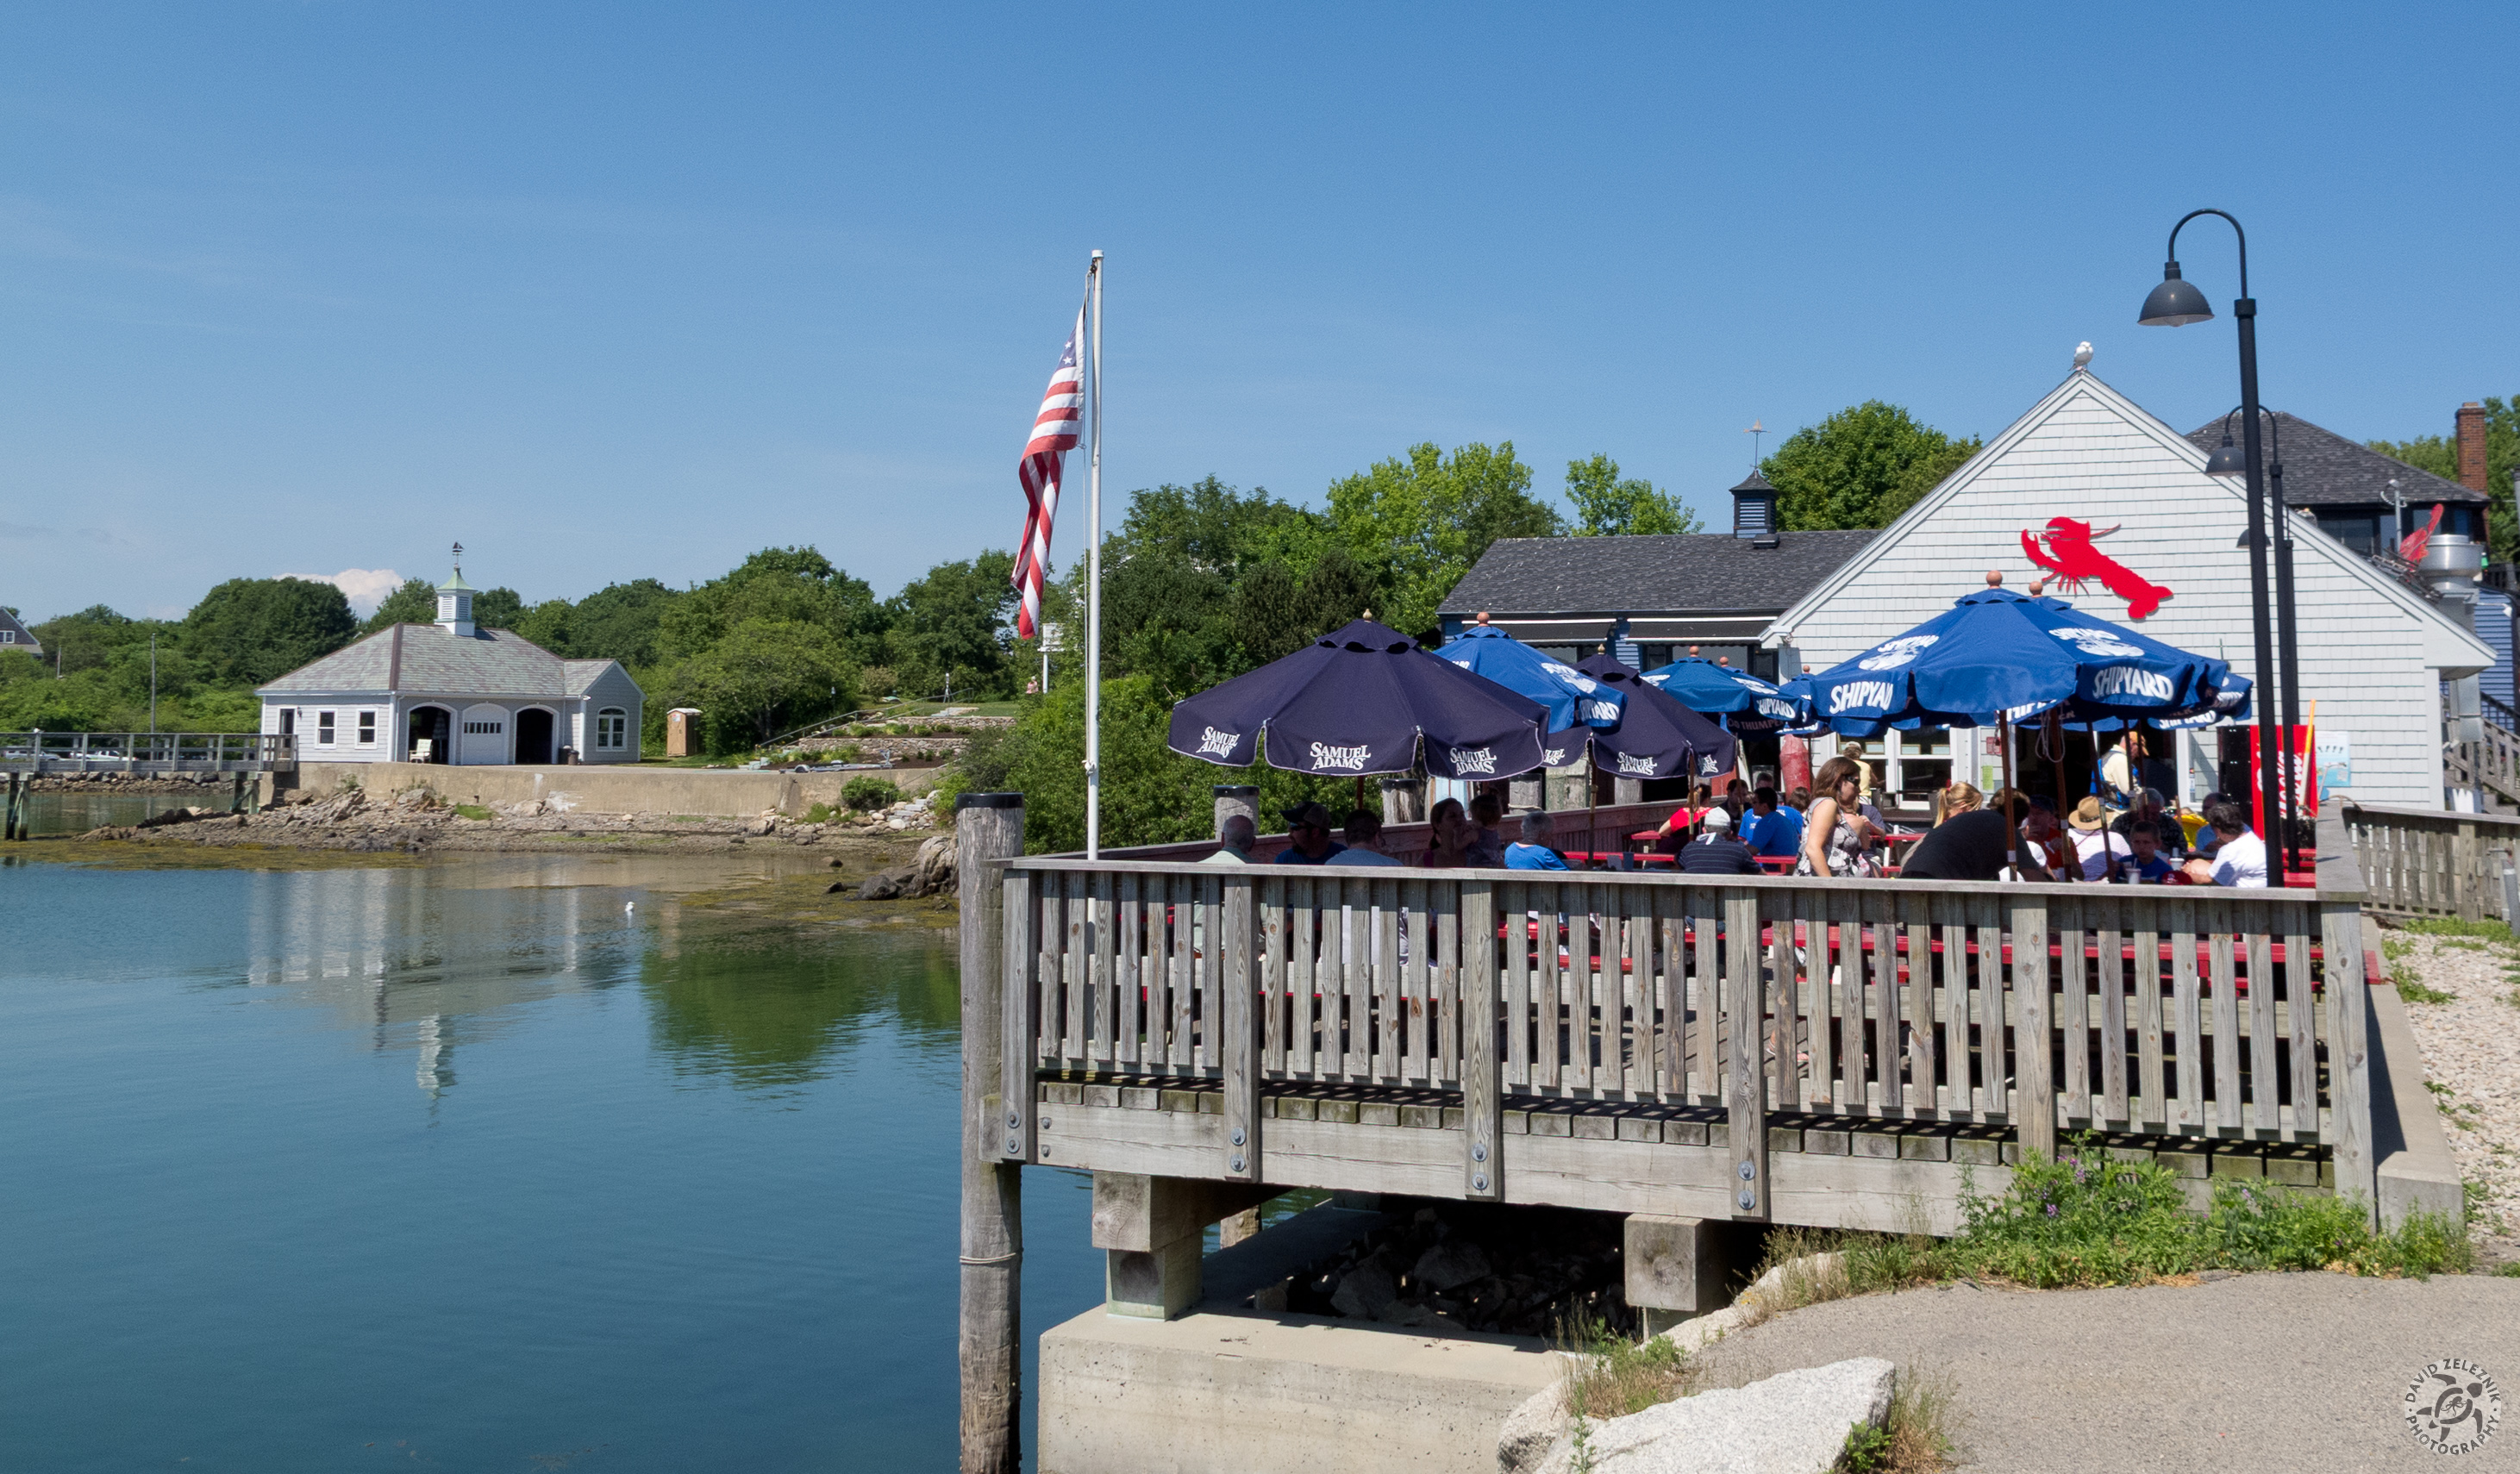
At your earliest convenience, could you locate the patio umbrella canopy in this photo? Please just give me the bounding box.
[1166,617,1550,780]
[1573,653,1739,784]
[1802,586,2235,734]
[1638,655,1810,734]
[1433,623,1625,739]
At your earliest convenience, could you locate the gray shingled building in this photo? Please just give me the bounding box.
[1437,472,1875,678]
[0,603,40,658]
[256,565,644,765]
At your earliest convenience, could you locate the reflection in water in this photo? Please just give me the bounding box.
[643,926,960,1092]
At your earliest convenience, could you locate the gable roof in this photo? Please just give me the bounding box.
[2182,410,2486,509]
[1770,368,2495,674]
[0,604,40,654]
[257,623,638,698]
[1439,530,1879,618]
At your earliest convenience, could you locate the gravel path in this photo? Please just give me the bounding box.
[1692,1273,2520,1471]
[2381,929,2520,1268]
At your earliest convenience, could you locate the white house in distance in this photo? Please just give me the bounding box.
[1767,355,2495,808]
[256,565,644,765]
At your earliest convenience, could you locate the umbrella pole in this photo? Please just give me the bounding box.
[1588,764,1600,870]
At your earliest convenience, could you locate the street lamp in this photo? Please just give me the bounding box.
[2140,209,2298,876]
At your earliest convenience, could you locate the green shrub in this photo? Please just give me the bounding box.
[452,803,493,821]
[803,802,837,824]
[842,777,899,811]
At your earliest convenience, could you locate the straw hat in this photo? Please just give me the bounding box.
[2067,796,2109,832]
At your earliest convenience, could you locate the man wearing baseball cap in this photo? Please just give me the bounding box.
[1675,805,1760,876]
[1274,801,1347,865]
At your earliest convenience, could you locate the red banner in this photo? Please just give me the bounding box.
[2247,724,2316,836]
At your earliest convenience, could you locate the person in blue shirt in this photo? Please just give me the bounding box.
[1504,811,1571,870]
[1273,801,1347,864]
[1741,786,1803,859]
[2121,821,2178,882]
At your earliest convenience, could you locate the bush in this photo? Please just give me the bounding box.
[803,802,837,824]
[842,777,899,811]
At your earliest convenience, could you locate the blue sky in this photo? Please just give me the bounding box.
[3,3,2512,621]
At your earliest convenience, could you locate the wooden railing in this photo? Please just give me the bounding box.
[2340,798,2520,922]
[0,731,294,772]
[997,855,2375,1216]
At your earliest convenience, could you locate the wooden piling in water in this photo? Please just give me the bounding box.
[4,771,23,841]
[957,792,1025,1474]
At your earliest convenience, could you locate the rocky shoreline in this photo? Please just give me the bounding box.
[28,771,253,796]
[66,782,947,862]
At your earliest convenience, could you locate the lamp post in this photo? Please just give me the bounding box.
[2204,403,2304,877]
[2141,209,2295,876]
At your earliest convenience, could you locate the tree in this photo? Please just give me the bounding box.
[1761,403,1983,530]
[885,551,1018,701]
[183,578,358,685]
[559,578,680,667]
[660,546,887,667]
[362,578,441,633]
[2373,395,2520,566]
[472,587,526,630]
[1564,454,1704,535]
[1324,441,1561,634]
[28,605,142,678]
[659,616,855,751]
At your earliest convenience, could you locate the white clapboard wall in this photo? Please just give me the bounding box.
[1769,368,2494,809]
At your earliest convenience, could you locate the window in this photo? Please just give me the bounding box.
[358,711,377,745]
[317,711,335,746]
[596,708,627,750]
[464,719,503,735]
[0,629,14,643]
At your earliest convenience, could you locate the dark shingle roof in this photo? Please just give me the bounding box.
[258,623,625,697]
[1439,530,1878,617]
[2183,410,2485,509]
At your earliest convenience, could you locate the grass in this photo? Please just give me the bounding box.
[450,803,493,821]
[2401,916,2519,943]
[802,803,837,825]
[1744,1135,2471,1302]
[2429,1082,2484,1133]
[1837,1371,1960,1473]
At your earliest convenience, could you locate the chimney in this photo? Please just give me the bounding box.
[2458,402,2489,492]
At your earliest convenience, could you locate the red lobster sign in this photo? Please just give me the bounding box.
[2021,516,2173,620]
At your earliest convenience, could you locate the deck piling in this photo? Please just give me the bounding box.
[956,792,1025,1474]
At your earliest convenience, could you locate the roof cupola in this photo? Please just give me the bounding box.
[436,542,477,637]
[1730,472,1780,546]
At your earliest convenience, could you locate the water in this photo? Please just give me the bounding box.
[21,789,209,836]
[0,852,1104,1471]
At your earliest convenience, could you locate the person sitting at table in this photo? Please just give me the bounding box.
[2110,788,2173,853]
[1273,801,1348,865]
[1898,783,2013,881]
[2123,821,2177,883]
[2184,792,2225,859]
[1676,806,1761,875]
[2180,802,2268,888]
[1200,814,1258,865]
[2067,796,2133,880]
[1648,784,1712,855]
[2020,799,2074,878]
[1467,791,1508,864]
[1741,785,1803,859]
[1504,811,1571,870]
[1797,757,1879,877]
[1421,798,1479,868]
[1326,809,1402,865]
[1721,777,1751,825]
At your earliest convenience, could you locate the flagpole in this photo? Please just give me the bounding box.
[1085,250,1104,859]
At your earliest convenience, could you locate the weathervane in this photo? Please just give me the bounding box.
[1743,420,1765,467]
[452,541,463,572]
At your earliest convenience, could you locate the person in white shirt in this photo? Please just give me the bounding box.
[1326,811,1403,866]
[2065,796,2132,880]
[1202,814,1257,865]
[2181,801,2267,888]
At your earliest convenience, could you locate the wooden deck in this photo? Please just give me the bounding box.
[987,838,2379,1234]
[0,731,295,775]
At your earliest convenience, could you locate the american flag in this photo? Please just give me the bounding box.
[1010,306,1085,640]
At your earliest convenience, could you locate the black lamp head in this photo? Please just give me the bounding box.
[2138,260,2215,327]
[2205,431,2248,478]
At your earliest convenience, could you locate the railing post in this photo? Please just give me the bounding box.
[2010,897,2055,1161]
[956,793,1025,1474]
[1723,888,1768,1220]
[1461,879,1501,1201]
[1220,872,1260,1182]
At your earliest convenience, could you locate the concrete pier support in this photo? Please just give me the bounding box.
[1091,1173,1272,1320]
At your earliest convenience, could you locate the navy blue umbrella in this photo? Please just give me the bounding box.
[1638,655,1810,734]
[1433,623,1624,740]
[1804,587,2234,733]
[1167,617,1550,780]
[1574,653,1740,785]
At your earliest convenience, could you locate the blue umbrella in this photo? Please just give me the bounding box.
[1575,653,1740,785]
[1639,655,1810,734]
[1433,623,1625,740]
[1167,617,1550,780]
[1804,587,2234,733]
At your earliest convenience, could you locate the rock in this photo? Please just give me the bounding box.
[1741,1252,1844,1309]
[1373,1301,1448,1328]
[908,834,956,895]
[856,869,913,901]
[1654,1304,1754,1356]
[825,880,851,895]
[1498,1378,1573,1474]
[827,856,846,869]
[1412,1238,1492,1293]
[746,817,775,836]
[1530,1358,1895,1474]
[1329,1259,1398,1320]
